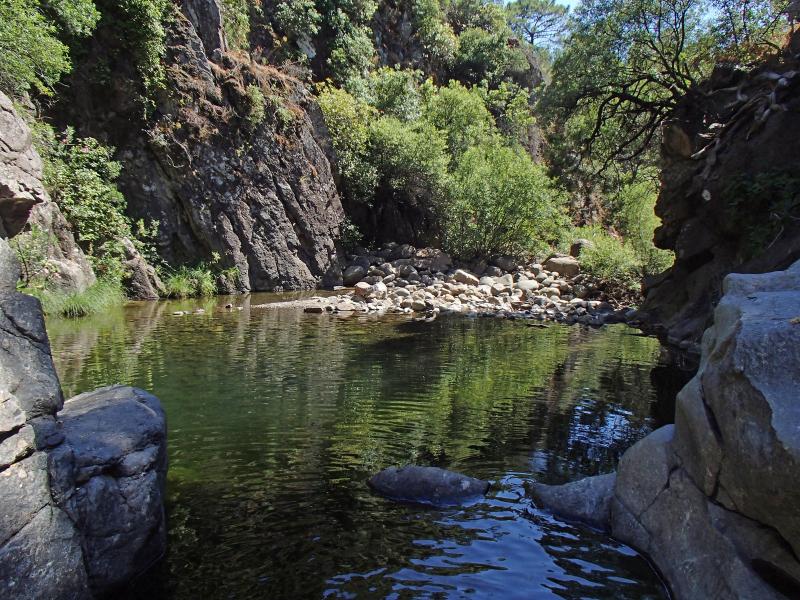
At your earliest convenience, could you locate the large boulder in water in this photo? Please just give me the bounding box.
[368,465,490,506]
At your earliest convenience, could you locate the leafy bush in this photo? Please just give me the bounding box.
[421,80,494,156]
[317,84,378,202]
[453,26,529,86]
[368,116,449,201]
[10,224,53,288]
[275,0,321,39]
[327,24,376,83]
[443,143,567,258]
[571,226,641,289]
[412,0,457,68]
[164,265,217,298]
[246,84,266,124]
[0,0,72,96]
[352,67,422,122]
[220,0,251,50]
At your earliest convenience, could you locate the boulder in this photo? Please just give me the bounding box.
[531,261,800,599]
[353,281,372,297]
[543,255,580,278]
[453,269,480,286]
[49,385,167,595]
[491,256,518,272]
[342,264,367,286]
[528,473,615,531]
[569,238,594,258]
[121,237,164,300]
[368,466,490,506]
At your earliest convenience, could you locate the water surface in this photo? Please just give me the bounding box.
[47,294,683,599]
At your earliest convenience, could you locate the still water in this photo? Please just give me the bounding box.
[47,293,685,599]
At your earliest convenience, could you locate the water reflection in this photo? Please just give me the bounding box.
[46,294,681,599]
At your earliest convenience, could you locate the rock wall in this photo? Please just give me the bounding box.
[0,92,94,293]
[530,260,800,599]
[640,32,800,353]
[59,1,345,293]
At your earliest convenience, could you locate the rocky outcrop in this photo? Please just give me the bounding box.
[0,91,95,293]
[60,5,345,293]
[530,260,800,599]
[0,188,167,596]
[640,32,800,352]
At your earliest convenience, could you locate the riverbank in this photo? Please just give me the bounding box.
[241,243,639,327]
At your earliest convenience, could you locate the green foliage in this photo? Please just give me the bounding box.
[36,125,158,282]
[246,84,266,124]
[164,265,217,298]
[453,26,528,87]
[444,143,567,258]
[11,224,54,288]
[0,0,72,96]
[368,116,449,200]
[275,0,321,39]
[27,279,125,319]
[610,172,674,277]
[102,0,171,102]
[317,83,378,202]
[726,170,800,261]
[421,79,494,156]
[337,215,363,251]
[327,24,376,83]
[220,0,251,50]
[354,67,423,121]
[412,0,458,68]
[480,81,536,145]
[573,226,642,289]
[42,0,101,38]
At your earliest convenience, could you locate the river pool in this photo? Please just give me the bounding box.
[46,293,688,599]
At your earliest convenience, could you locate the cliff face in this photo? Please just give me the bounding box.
[640,32,800,351]
[0,92,95,293]
[60,1,345,292]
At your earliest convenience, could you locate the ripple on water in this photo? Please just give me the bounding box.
[45,295,683,599]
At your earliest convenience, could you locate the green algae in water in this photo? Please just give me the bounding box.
[47,294,680,599]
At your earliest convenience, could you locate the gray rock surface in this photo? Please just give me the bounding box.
[543,255,580,278]
[50,385,168,595]
[0,91,95,293]
[528,473,615,530]
[72,8,345,293]
[0,92,47,238]
[121,237,164,300]
[368,465,490,506]
[529,260,800,599]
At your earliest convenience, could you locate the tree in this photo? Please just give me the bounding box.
[543,0,791,168]
[506,0,569,48]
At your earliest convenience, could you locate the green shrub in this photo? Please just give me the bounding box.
[220,0,250,49]
[453,26,528,86]
[443,142,567,258]
[11,224,53,288]
[412,0,457,67]
[275,0,321,39]
[572,226,641,289]
[421,79,494,156]
[28,279,125,319]
[353,67,422,122]
[317,84,378,202]
[164,265,217,298]
[246,84,266,124]
[327,24,375,83]
[368,116,449,200]
[0,0,72,96]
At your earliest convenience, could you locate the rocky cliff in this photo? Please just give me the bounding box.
[640,32,800,352]
[59,1,345,292]
[530,260,800,599]
[0,92,95,293]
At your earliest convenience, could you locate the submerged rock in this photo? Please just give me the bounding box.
[368,465,490,506]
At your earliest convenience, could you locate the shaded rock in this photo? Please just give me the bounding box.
[528,473,615,531]
[368,465,489,506]
[569,238,594,258]
[491,256,518,272]
[342,264,367,286]
[180,0,226,55]
[121,237,163,300]
[544,255,580,278]
[0,92,46,238]
[49,385,167,596]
